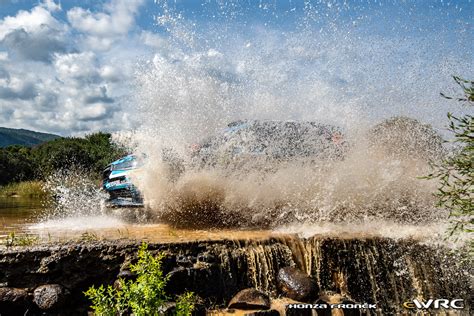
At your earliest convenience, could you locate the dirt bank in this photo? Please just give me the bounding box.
[0,236,471,315]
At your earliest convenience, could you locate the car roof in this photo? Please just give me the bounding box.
[110,154,135,166]
[223,120,336,134]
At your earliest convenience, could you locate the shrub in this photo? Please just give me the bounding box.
[33,132,126,179]
[85,243,196,316]
[0,145,37,185]
[428,76,473,241]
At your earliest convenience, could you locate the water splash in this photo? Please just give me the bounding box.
[41,169,108,219]
[29,169,125,232]
[115,1,471,234]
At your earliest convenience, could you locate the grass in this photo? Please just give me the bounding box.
[4,232,39,247]
[80,232,101,242]
[0,181,48,198]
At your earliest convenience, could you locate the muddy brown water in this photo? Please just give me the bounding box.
[0,197,44,238]
[0,197,448,245]
[0,197,276,243]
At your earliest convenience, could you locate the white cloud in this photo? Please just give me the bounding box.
[67,0,144,50]
[0,6,68,62]
[0,0,144,135]
[41,0,61,12]
[0,6,63,39]
[54,52,99,83]
[0,76,37,100]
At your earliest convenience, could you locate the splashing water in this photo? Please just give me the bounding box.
[30,169,125,232]
[42,169,108,219]
[31,1,472,242]
[112,1,473,234]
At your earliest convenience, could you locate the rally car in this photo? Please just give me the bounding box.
[190,120,347,169]
[103,120,347,207]
[102,154,144,207]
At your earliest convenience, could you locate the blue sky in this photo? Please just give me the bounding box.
[0,0,472,135]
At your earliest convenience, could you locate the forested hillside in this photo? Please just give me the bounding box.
[0,127,60,147]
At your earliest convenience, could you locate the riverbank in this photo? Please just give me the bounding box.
[0,181,47,198]
[0,235,471,315]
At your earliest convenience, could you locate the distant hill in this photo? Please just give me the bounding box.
[0,127,60,147]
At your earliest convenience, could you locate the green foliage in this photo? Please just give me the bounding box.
[0,145,37,185]
[84,285,117,316]
[428,76,473,238]
[176,292,196,316]
[33,132,126,178]
[0,132,126,188]
[80,232,100,242]
[5,232,38,248]
[126,243,169,315]
[84,243,196,316]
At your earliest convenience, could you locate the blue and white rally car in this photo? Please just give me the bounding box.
[102,155,144,207]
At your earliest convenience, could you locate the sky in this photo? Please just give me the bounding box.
[0,0,472,136]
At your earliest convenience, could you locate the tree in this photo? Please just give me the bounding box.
[0,146,37,185]
[429,77,473,243]
[32,132,126,179]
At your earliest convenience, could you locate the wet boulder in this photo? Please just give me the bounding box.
[277,267,318,302]
[33,284,69,310]
[0,287,32,314]
[0,287,29,303]
[228,288,271,310]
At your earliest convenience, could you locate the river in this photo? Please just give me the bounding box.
[0,197,275,244]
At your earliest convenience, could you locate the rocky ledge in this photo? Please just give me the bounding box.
[0,236,472,315]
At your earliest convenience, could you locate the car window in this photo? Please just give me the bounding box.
[112,159,136,170]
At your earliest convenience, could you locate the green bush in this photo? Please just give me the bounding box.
[85,243,196,316]
[0,145,37,185]
[0,132,126,188]
[175,292,197,316]
[33,132,126,178]
[428,77,473,241]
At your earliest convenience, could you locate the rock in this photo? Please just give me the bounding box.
[0,287,29,303]
[117,269,135,280]
[114,269,136,289]
[228,288,271,310]
[197,252,216,263]
[158,302,176,315]
[33,284,68,310]
[315,293,362,316]
[176,254,195,267]
[277,267,318,302]
[0,287,32,315]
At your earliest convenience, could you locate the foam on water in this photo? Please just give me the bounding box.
[29,215,125,232]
